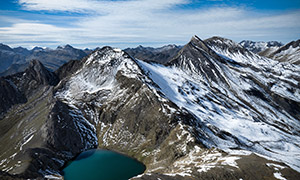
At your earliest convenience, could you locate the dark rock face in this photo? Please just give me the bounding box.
[26,60,59,86]
[0,170,24,180]
[124,44,182,64]
[47,100,98,154]
[5,60,59,97]
[0,78,26,118]
[0,59,59,117]
[0,59,97,178]
[54,60,84,80]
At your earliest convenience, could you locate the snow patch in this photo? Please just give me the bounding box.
[266,163,286,170]
[273,172,287,180]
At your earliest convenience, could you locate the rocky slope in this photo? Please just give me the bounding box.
[0,37,300,180]
[260,39,300,65]
[124,44,182,64]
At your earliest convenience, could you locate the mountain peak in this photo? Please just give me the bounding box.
[63,44,74,50]
[13,46,30,55]
[27,59,58,86]
[28,59,40,69]
[167,35,229,84]
[287,39,300,48]
[85,46,133,67]
[0,43,13,51]
[57,45,142,103]
[28,59,50,76]
[57,44,75,50]
[191,35,202,41]
[188,35,213,53]
[31,46,44,51]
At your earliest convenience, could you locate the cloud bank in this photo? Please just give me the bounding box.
[0,0,299,48]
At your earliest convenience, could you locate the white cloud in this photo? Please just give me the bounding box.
[18,0,96,12]
[18,0,189,13]
[0,0,299,48]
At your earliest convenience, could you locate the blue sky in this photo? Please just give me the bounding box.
[0,0,299,49]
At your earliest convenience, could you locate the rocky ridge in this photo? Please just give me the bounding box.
[260,39,300,65]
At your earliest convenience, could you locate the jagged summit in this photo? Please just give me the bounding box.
[84,46,135,65]
[29,59,44,68]
[26,59,58,86]
[189,35,214,53]
[167,36,229,84]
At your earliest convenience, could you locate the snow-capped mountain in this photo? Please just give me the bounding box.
[1,37,300,180]
[261,39,300,65]
[239,40,283,53]
[163,36,300,170]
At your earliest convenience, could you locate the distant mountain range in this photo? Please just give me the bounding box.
[1,36,300,179]
[0,44,92,76]
[1,38,299,77]
[239,40,283,53]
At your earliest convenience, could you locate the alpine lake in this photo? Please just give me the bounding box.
[62,149,146,180]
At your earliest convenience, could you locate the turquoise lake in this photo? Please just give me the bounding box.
[63,149,146,180]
